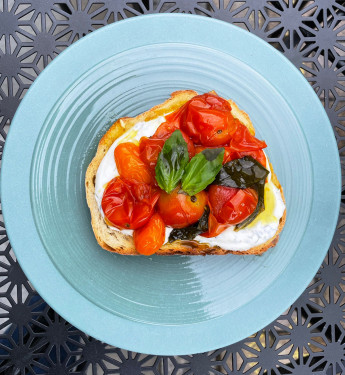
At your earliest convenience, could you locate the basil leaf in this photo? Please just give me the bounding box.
[214,156,269,188]
[155,130,189,193]
[182,148,225,196]
[235,181,265,230]
[168,206,210,242]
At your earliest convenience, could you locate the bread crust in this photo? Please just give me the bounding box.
[85,90,286,255]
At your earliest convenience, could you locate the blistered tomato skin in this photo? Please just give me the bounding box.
[114,142,154,185]
[157,188,207,228]
[133,213,165,255]
[208,185,258,225]
[230,122,267,151]
[101,177,160,230]
[180,93,238,146]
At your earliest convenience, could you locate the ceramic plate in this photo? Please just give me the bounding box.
[1,14,340,355]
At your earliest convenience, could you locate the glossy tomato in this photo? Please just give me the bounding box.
[133,213,165,255]
[114,142,154,185]
[139,137,165,170]
[201,212,229,238]
[223,148,266,166]
[101,177,160,230]
[230,122,267,151]
[152,124,195,157]
[180,93,237,146]
[208,185,258,225]
[157,188,207,228]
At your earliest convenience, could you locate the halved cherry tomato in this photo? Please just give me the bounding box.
[201,212,229,238]
[230,122,267,151]
[157,188,207,228]
[180,93,238,146]
[208,185,258,225]
[133,213,165,255]
[114,142,154,185]
[101,177,160,230]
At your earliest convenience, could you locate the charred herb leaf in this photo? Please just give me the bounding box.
[235,181,265,230]
[155,130,189,193]
[214,156,269,188]
[214,156,269,230]
[168,206,210,242]
[182,148,224,196]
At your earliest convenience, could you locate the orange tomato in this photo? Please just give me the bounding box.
[157,188,207,228]
[133,213,165,255]
[114,142,154,185]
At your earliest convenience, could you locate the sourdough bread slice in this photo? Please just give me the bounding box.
[85,90,286,255]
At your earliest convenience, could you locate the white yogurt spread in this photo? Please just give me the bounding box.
[94,115,285,251]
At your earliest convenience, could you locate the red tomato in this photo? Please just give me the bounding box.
[157,188,207,228]
[114,142,154,185]
[139,137,165,170]
[133,213,165,255]
[208,185,258,225]
[180,93,238,146]
[153,124,195,157]
[153,120,180,139]
[201,212,229,238]
[223,147,267,167]
[101,177,160,230]
[230,122,267,151]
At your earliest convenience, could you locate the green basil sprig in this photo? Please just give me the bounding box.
[155,130,189,193]
[181,148,225,196]
[213,156,270,229]
[168,206,210,242]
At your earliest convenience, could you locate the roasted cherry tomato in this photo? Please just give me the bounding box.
[101,177,160,230]
[230,122,267,151]
[208,185,258,225]
[180,93,237,146]
[201,212,229,238]
[157,188,207,228]
[222,148,267,166]
[140,129,195,170]
[139,137,165,170]
[133,213,165,255]
[153,120,180,139]
[114,142,154,185]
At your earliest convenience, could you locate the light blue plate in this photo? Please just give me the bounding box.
[1,14,340,355]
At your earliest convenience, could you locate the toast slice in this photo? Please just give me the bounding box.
[85,90,286,255]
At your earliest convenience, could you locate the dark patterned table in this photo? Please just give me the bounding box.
[0,1,344,374]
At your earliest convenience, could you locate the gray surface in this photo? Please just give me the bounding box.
[0,0,344,374]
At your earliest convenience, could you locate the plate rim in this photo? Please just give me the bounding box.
[1,13,341,355]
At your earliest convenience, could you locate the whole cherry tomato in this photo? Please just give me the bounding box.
[139,137,165,170]
[208,185,258,225]
[114,142,154,185]
[230,122,267,151]
[157,188,207,228]
[180,93,238,146]
[133,213,165,255]
[101,177,160,230]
